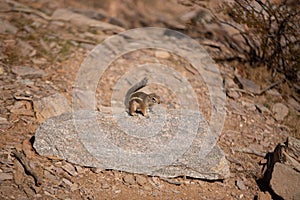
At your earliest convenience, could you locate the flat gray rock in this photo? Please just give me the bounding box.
[34,110,230,180]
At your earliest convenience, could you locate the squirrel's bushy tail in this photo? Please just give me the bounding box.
[124,77,148,109]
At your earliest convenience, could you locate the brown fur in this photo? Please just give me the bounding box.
[129,92,160,116]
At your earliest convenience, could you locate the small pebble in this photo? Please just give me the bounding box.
[236,179,246,190]
[123,174,135,185]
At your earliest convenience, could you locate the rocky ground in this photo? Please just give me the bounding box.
[0,0,299,199]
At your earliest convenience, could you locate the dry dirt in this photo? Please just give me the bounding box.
[0,0,299,199]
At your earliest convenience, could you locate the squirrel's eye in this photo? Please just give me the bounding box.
[152,97,156,102]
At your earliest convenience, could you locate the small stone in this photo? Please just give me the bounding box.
[155,51,170,59]
[90,167,102,174]
[33,93,71,123]
[13,159,24,185]
[0,172,13,181]
[237,167,244,172]
[123,174,135,185]
[234,76,260,94]
[161,178,182,186]
[70,183,79,191]
[184,180,191,185]
[272,103,289,121]
[241,101,256,111]
[0,19,18,34]
[287,97,300,111]
[10,108,34,116]
[224,77,238,89]
[171,188,180,194]
[113,188,121,194]
[12,66,47,78]
[34,194,42,198]
[75,165,84,174]
[16,40,35,58]
[0,117,9,125]
[101,183,110,189]
[9,100,32,115]
[54,161,62,167]
[62,178,73,187]
[43,170,59,185]
[143,185,152,191]
[62,163,78,176]
[151,177,160,186]
[266,89,281,96]
[135,175,148,186]
[226,90,240,99]
[193,8,213,24]
[23,185,36,197]
[236,179,246,190]
[32,58,48,65]
[150,176,164,189]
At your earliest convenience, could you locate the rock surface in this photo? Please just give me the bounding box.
[261,137,300,200]
[0,19,18,34]
[234,76,261,94]
[0,117,9,125]
[0,172,13,181]
[270,163,300,200]
[33,93,71,123]
[236,179,246,190]
[272,103,289,121]
[287,97,300,111]
[51,8,124,32]
[123,174,136,185]
[33,110,230,180]
[12,66,47,78]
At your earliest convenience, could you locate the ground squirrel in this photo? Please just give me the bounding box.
[124,78,160,116]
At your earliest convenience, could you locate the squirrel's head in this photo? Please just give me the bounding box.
[149,93,160,104]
